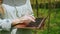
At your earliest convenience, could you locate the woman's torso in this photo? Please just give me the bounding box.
[0,0,28,34]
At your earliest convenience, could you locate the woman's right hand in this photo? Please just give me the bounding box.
[12,15,35,28]
[20,15,35,24]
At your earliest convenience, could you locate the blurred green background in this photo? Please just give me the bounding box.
[30,0,60,34]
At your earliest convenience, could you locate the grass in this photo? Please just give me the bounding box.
[32,8,60,34]
[30,0,60,34]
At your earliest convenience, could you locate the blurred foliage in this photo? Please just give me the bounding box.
[30,0,60,34]
[30,0,60,4]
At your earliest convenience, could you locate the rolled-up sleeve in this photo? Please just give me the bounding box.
[26,0,34,16]
[0,19,12,31]
[17,0,34,17]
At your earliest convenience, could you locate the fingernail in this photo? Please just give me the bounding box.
[33,20,36,22]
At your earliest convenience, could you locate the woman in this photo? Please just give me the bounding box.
[0,0,35,34]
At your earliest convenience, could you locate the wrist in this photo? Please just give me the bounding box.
[12,19,24,26]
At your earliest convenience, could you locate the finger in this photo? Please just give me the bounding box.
[31,15,35,19]
[24,15,35,20]
[20,15,35,22]
[23,20,31,24]
[24,15,35,22]
[28,17,35,22]
[28,15,35,20]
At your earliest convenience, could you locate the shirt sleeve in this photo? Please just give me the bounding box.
[0,19,12,31]
[17,0,34,17]
[26,0,34,16]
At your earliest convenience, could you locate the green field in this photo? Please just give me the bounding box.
[32,8,60,34]
[34,9,60,34]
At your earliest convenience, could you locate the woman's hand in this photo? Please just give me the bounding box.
[12,15,35,28]
[20,15,35,24]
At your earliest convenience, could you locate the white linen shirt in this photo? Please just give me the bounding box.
[0,0,33,34]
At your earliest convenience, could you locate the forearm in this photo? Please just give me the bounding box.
[11,18,25,27]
